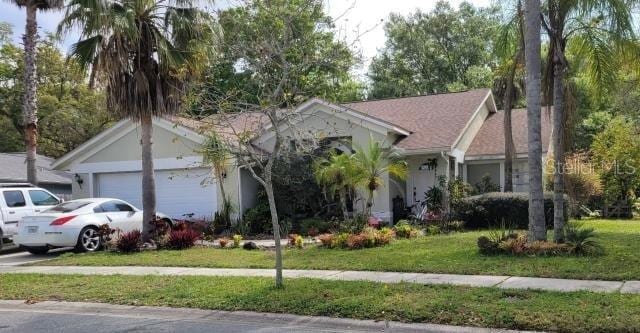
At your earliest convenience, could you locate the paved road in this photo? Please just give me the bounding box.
[0,301,528,333]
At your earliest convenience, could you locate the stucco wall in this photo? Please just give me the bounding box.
[466,162,501,190]
[71,173,90,199]
[406,154,449,206]
[454,103,491,154]
[82,123,200,164]
[253,106,395,152]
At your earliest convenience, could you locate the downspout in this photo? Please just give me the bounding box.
[237,165,243,220]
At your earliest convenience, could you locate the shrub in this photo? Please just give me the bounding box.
[150,218,172,246]
[167,229,201,250]
[97,224,117,250]
[346,233,368,249]
[526,241,568,256]
[294,235,304,249]
[377,227,395,246]
[299,218,331,236]
[444,220,465,232]
[425,225,441,235]
[478,225,600,256]
[497,233,528,255]
[337,214,368,234]
[477,236,499,255]
[318,228,395,250]
[331,233,350,248]
[317,233,334,247]
[233,218,250,237]
[279,219,292,238]
[232,234,243,248]
[218,238,230,248]
[565,222,604,256]
[116,230,142,253]
[394,221,418,239]
[287,234,297,246]
[242,202,272,234]
[454,192,569,229]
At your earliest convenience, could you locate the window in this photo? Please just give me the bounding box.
[3,191,26,208]
[45,201,91,213]
[99,201,134,213]
[28,190,59,206]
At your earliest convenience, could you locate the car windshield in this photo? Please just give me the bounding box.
[44,201,91,213]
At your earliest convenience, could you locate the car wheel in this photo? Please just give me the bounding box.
[0,229,3,250]
[25,246,49,255]
[75,226,102,253]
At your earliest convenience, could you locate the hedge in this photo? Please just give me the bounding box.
[452,192,569,229]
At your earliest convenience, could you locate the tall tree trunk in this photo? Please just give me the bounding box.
[140,113,157,242]
[524,0,546,241]
[264,171,283,288]
[23,4,38,185]
[552,62,565,242]
[503,61,517,192]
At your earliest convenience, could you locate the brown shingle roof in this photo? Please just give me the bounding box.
[342,89,492,151]
[168,113,267,143]
[466,107,552,157]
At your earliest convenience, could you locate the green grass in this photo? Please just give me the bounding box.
[39,219,640,280]
[2,273,640,333]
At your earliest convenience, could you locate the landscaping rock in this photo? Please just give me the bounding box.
[243,241,259,250]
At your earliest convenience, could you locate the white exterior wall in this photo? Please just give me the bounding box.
[60,120,212,202]
[405,154,448,206]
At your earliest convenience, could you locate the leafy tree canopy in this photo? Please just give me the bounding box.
[367,1,499,99]
[190,0,363,116]
[0,23,113,157]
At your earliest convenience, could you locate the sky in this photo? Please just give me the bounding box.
[0,0,491,72]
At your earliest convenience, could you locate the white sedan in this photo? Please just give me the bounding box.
[14,198,173,255]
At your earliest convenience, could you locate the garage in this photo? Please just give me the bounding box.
[97,168,217,219]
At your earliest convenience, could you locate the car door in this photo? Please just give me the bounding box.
[98,201,139,233]
[26,189,61,214]
[1,190,35,236]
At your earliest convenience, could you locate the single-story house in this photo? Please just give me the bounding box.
[0,152,72,199]
[52,89,551,221]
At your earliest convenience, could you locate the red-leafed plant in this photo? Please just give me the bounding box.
[116,230,142,253]
[167,229,201,250]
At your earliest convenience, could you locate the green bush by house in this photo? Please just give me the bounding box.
[454,192,569,229]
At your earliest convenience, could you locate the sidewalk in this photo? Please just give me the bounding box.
[2,265,638,294]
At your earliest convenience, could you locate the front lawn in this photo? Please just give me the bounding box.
[38,219,640,280]
[2,273,640,332]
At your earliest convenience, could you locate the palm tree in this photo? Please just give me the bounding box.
[524,0,546,241]
[202,132,233,225]
[314,151,362,219]
[541,0,639,242]
[59,0,213,240]
[11,0,64,185]
[352,139,407,217]
[494,0,525,192]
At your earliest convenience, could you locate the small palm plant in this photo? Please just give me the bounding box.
[564,222,604,256]
[314,151,362,219]
[352,138,407,217]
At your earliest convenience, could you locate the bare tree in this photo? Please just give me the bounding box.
[194,0,361,288]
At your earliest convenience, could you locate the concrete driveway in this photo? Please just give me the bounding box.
[0,247,68,267]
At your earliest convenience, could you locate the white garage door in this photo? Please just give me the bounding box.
[97,168,217,219]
